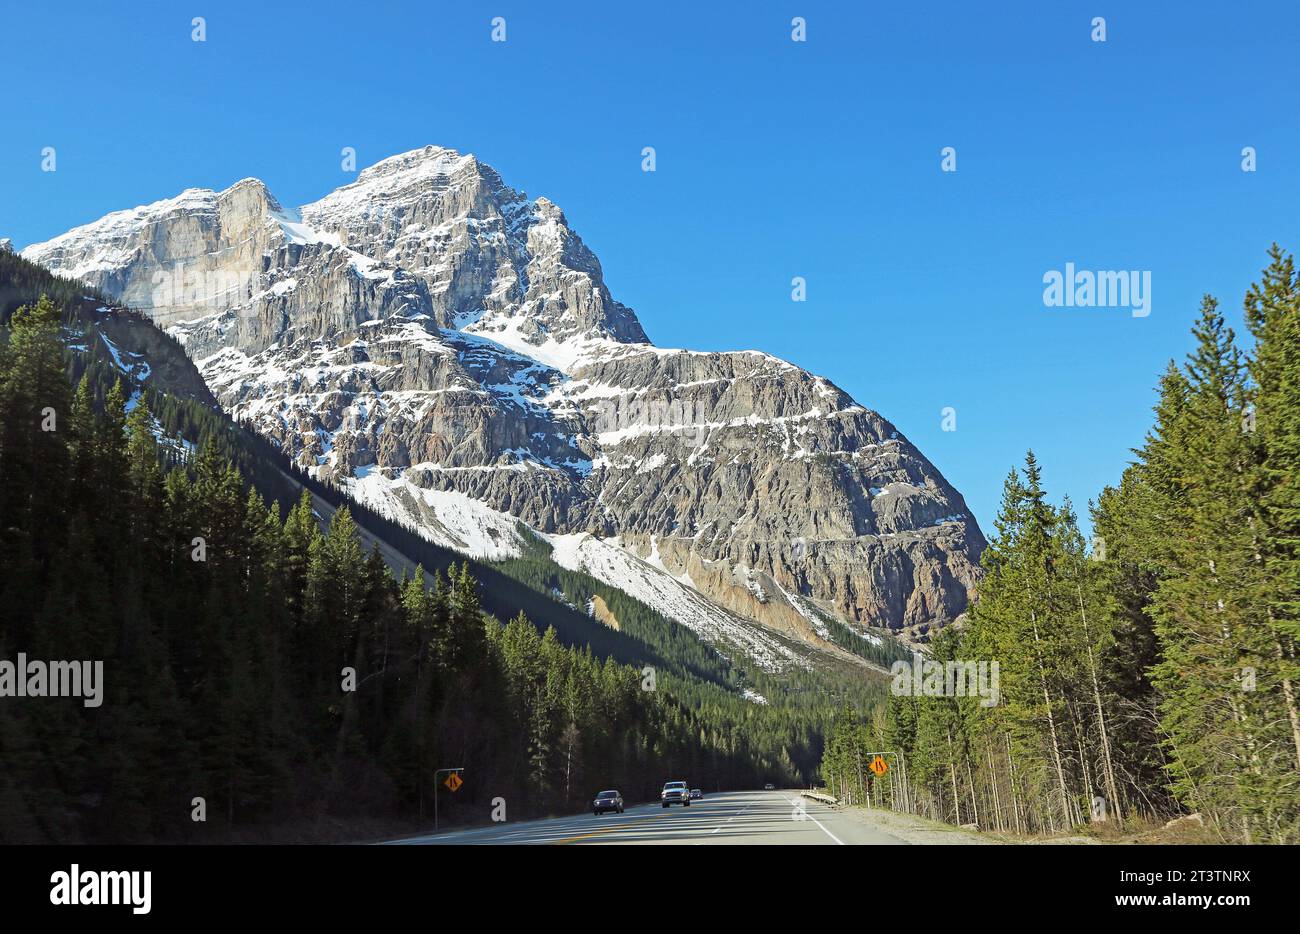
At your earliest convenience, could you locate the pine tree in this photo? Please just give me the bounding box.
[1144,297,1280,840]
[0,295,72,645]
[1243,245,1300,776]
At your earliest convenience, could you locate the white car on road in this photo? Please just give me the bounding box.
[661,781,691,807]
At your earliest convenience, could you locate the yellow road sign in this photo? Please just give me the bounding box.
[445,772,463,792]
[869,755,888,777]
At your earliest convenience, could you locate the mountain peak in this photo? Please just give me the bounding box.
[225,175,277,199]
[353,144,479,186]
[17,148,984,647]
[22,145,648,353]
[307,145,499,220]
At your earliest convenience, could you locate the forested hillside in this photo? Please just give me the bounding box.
[822,247,1300,844]
[0,294,806,841]
[0,252,902,841]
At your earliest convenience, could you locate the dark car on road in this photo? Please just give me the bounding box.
[689,789,703,800]
[592,790,624,815]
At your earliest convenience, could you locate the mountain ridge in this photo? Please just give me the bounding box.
[22,144,985,650]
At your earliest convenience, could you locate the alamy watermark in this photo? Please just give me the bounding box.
[891,654,1000,708]
[150,262,259,315]
[50,865,150,914]
[0,654,104,707]
[1043,263,1150,318]
[591,397,712,448]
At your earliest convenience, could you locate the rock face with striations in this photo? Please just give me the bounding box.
[23,145,984,650]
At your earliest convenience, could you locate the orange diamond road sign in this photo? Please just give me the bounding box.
[869,756,888,777]
[445,772,463,792]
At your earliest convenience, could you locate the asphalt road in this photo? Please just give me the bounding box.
[384,789,908,845]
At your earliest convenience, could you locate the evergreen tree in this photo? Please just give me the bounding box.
[1243,246,1300,776]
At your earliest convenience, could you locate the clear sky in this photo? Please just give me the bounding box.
[4,1,1299,535]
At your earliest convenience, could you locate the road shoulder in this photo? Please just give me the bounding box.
[831,805,1012,845]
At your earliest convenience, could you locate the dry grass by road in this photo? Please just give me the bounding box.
[834,805,1017,845]
[832,803,1223,845]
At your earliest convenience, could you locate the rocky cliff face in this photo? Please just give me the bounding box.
[23,145,983,653]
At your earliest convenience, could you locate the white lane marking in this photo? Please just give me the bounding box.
[788,796,845,845]
[386,801,662,844]
[710,797,755,834]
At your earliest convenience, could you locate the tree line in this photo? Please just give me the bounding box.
[822,247,1300,844]
[0,295,803,842]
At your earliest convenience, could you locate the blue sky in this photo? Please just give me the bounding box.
[4,0,1299,535]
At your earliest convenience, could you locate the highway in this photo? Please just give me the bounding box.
[384,789,908,845]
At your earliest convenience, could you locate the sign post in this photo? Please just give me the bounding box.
[433,767,464,833]
[861,750,902,810]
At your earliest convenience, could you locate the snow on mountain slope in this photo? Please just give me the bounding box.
[343,468,810,671]
[21,144,986,662]
[23,188,223,281]
[346,465,531,561]
[543,532,810,672]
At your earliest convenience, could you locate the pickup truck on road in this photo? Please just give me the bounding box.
[661,781,691,807]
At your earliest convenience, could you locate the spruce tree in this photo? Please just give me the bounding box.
[1243,246,1300,774]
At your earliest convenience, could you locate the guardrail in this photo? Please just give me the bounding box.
[800,790,838,806]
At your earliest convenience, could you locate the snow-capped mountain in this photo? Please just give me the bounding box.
[22,145,984,653]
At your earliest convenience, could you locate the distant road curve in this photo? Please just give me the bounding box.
[382,789,908,845]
